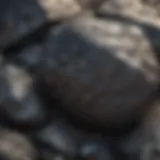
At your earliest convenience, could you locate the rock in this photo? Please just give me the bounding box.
[76,0,106,10]
[118,100,160,160]
[138,100,160,160]
[37,0,105,21]
[0,0,105,48]
[142,0,160,15]
[14,14,160,129]
[0,56,46,128]
[98,0,160,27]
[0,128,37,160]
[35,118,85,156]
[79,138,113,160]
[37,0,81,21]
[0,0,46,48]
[31,15,159,129]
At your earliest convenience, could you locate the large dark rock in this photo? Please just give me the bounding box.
[16,15,160,129]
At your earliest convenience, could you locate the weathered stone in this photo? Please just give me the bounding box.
[0,0,106,49]
[15,14,160,129]
[119,100,160,160]
[0,0,46,48]
[38,15,159,128]
[36,118,85,156]
[37,0,81,21]
[98,0,160,27]
[0,128,37,160]
[0,56,46,128]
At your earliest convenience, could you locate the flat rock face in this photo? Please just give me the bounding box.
[37,15,160,128]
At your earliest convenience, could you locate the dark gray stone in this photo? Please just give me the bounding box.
[0,0,46,48]
[36,16,159,129]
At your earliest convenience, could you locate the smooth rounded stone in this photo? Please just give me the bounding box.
[35,119,85,156]
[35,15,160,129]
[0,0,46,48]
[0,57,46,127]
[0,128,37,160]
[79,139,113,160]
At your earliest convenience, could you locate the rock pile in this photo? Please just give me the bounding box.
[0,0,160,160]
